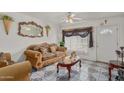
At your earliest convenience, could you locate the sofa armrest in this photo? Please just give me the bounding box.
[24,50,42,58]
[24,50,43,69]
[57,47,67,52]
[0,61,32,81]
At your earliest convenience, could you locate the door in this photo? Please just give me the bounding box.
[96,25,118,63]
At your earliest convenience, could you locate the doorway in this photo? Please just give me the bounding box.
[96,25,118,63]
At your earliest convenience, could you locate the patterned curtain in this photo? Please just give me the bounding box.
[62,27,93,48]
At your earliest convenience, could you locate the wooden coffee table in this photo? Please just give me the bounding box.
[57,59,81,79]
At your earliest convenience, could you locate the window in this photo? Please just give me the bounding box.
[65,36,88,54]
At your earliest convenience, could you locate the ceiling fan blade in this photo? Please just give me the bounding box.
[61,12,82,23]
[73,17,82,20]
[61,18,67,22]
[70,14,75,17]
[61,20,66,22]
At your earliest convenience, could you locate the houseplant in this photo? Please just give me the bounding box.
[2,15,14,35]
[59,41,65,47]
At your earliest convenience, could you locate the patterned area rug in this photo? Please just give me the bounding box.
[30,59,118,81]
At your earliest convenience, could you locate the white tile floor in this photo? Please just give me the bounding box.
[30,59,118,81]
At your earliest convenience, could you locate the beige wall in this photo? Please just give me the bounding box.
[0,12,58,61]
[58,16,124,62]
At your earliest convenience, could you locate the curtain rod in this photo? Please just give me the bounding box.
[63,26,93,32]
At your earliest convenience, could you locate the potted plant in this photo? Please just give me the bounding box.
[2,15,14,35]
[59,41,65,47]
[45,25,51,37]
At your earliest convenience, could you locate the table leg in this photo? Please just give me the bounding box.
[67,67,71,79]
[79,60,81,68]
[109,64,114,81]
[109,66,112,81]
[57,64,59,73]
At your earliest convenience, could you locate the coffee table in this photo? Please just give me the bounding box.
[109,60,124,81]
[57,59,81,79]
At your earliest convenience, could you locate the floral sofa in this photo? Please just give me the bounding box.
[24,42,67,69]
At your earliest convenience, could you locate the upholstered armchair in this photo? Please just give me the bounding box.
[0,61,32,81]
[0,52,14,68]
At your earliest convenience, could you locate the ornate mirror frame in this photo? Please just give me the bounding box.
[18,21,43,38]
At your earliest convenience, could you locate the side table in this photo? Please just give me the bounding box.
[109,60,124,81]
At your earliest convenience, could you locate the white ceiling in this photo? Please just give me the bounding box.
[22,12,124,24]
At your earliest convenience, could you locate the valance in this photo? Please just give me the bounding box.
[62,27,93,48]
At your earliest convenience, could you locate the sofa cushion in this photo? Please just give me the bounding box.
[50,46,56,53]
[0,53,4,61]
[0,60,7,68]
[50,43,58,50]
[40,47,49,54]
[29,43,49,51]
[54,51,65,57]
[0,52,4,58]
[40,43,50,49]
[0,53,11,62]
[39,43,50,52]
[33,45,49,54]
[33,45,41,51]
[42,53,56,61]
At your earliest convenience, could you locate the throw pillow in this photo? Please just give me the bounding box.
[50,43,58,50]
[39,47,48,54]
[50,46,56,53]
[0,52,4,58]
[33,45,41,52]
[0,59,8,65]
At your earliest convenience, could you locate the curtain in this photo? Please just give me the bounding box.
[65,36,88,53]
[89,31,93,47]
[62,27,93,48]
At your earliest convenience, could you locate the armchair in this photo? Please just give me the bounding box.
[0,61,32,81]
[0,52,14,68]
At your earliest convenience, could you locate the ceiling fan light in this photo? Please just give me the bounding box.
[70,14,75,17]
[66,20,69,23]
[62,12,82,23]
[69,19,73,23]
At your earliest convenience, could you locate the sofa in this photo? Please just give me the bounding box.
[0,52,15,68]
[24,43,67,69]
[0,61,32,81]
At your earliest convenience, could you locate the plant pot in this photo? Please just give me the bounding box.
[3,19,12,35]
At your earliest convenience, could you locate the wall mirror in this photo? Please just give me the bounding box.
[18,21,43,38]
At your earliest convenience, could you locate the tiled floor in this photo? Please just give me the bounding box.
[30,59,118,81]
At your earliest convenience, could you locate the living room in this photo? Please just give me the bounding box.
[0,12,124,81]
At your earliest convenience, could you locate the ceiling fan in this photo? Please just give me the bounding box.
[62,12,82,23]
